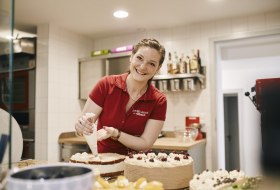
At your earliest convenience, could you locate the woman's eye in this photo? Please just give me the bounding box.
[136,56,143,60]
[149,62,156,67]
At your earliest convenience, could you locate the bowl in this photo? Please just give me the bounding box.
[7,163,93,190]
[175,127,198,143]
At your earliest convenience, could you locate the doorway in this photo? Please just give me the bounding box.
[224,94,240,170]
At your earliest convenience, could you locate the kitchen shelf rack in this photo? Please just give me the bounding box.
[152,72,206,90]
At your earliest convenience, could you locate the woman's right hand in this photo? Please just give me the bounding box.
[75,113,96,136]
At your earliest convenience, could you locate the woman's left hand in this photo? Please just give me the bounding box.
[97,126,119,141]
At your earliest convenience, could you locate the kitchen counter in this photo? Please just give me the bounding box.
[58,131,206,150]
[152,137,206,151]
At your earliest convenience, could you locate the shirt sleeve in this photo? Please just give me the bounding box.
[89,76,109,108]
[149,95,167,121]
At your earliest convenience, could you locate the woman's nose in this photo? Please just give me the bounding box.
[139,62,148,69]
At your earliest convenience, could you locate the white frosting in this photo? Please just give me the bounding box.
[70,152,125,163]
[70,152,125,175]
[124,152,193,168]
[190,169,246,190]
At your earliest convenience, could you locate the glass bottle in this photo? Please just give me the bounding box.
[167,52,173,74]
[173,51,179,74]
[179,53,185,74]
[190,49,198,73]
[197,49,202,74]
[185,56,190,74]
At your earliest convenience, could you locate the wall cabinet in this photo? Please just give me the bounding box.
[78,52,130,100]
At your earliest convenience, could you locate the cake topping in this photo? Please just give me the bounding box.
[115,175,129,188]
[94,175,165,190]
[190,169,246,190]
[160,157,167,162]
[96,176,110,188]
[124,151,193,168]
[144,181,164,190]
[134,177,148,189]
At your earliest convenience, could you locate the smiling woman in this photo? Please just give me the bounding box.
[75,38,167,156]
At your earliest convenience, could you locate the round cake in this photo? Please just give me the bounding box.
[189,169,246,190]
[124,152,194,189]
[69,152,125,177]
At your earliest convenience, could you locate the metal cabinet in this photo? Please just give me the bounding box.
[60,143,90,162]
[78,52,130,100]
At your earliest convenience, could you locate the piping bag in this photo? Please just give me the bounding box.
[83,113,98,157]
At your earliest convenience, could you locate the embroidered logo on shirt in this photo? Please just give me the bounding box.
[132,109,149,117]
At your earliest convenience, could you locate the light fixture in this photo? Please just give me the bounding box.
[113,10,128,18]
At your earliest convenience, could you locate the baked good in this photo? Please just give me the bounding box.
[124,152,194,189]
[69,152,125,177]
[189,169,247,190]
[94,175,164,190]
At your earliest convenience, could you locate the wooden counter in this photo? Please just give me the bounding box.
[152,138,206,151]
[58,132,87,144]
[58,131,206,150]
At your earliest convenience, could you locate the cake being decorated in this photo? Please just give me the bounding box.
[124,151,194,189]
[189,169,247,190]
[69,152,125,177]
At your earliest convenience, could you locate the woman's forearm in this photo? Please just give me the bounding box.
[117,120,164,151]
[118,132,155,151]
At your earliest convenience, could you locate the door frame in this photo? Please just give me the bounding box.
[223,89,244,170]
[209,28,280,170]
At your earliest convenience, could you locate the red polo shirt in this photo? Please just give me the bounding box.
[89,73,167,155]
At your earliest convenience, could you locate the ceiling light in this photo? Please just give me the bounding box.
[113,10,128,18]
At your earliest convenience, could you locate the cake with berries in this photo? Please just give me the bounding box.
[124,151,194,189]
[189,169,247,190]
[69,152,125,177]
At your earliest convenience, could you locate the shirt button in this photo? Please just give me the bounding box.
[121,120,125,123]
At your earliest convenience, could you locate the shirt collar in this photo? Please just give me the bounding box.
[114,73,157,101]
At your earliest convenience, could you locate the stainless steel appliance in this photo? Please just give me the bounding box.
[79,52,130,100]
[0,37,36,159]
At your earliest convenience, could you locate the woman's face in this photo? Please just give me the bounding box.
[129,46,161,82]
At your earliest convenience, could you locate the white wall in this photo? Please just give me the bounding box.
[35,24,94,161]
[216,34,280,176]
[92,11,280,171]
